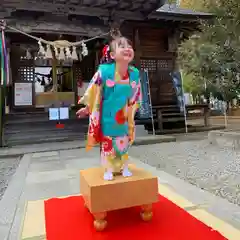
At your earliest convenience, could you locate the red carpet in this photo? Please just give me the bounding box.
[44,195,227,240]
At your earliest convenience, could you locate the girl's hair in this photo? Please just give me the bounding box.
[100,36,133,64]
[109,37,133,52]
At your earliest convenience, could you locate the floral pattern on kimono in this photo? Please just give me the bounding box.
[100,135,129,172]
[79,63,142,151]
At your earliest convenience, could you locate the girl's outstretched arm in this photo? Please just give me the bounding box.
[77,68,103,118]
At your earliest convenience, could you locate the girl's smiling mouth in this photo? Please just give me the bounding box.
[122,51,132,57]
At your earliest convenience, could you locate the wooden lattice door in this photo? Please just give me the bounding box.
[17,65,35,83]
[10,58,35,110]
[141,58,177,105]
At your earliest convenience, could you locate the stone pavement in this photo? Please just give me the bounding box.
[0,135,175,158]
[0,156,21,200]
[1,147,240,239]
[130,139,240,206]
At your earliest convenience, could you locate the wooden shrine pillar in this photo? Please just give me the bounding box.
[0,86,4,147]
[134,28,141,70]
[51,48,58,92]
[95,41,101,70]
[0,21,7,146]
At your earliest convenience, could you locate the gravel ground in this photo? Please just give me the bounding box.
[0,156,21,200]
[130,140,240,205]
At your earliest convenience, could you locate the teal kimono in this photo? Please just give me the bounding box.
[79,62,141,173]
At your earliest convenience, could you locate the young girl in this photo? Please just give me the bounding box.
[77,36,141,181]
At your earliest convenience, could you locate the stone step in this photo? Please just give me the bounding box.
[5,134,85,147]
[4,119,88,131]
[4,125,88,137]
[5,114,82,124]
[4,111,149,146]
[4,128,87,140]
[5,112,49,120]
[144,120,186,131]
[153,109,180,114]
[3,111,88,146]
[152,113,185,120]
[162,112,184,117]
[148,125,226,135]
[152,105,180,113]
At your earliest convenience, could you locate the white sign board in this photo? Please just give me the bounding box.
[14,83,32,106]
[49,108,59,120]
[59,107,69,120]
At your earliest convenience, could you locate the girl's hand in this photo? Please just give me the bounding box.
[76,107,89,118]
[128,130,135,145]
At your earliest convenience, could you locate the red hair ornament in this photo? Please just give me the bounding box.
[102,45,109,58]
[100,45,113,63]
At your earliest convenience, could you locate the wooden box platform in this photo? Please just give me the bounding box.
[80,164,158,214]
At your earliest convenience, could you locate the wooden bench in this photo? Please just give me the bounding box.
[186,104,210,127]
[152,104,210,131]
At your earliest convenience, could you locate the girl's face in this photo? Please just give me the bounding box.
[110,38,134,63]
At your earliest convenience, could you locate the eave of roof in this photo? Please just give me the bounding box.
[1,0,167,21]
[148,4,213,21]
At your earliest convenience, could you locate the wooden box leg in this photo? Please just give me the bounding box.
[140,204,153,221]
[93,212,107,231]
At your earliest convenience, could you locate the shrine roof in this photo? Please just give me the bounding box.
[149,4,213,21]
[1,0,166,21]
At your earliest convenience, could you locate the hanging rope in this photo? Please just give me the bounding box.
[6,25,109,47]
[4,23,110,60]
[7,25,42,42]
